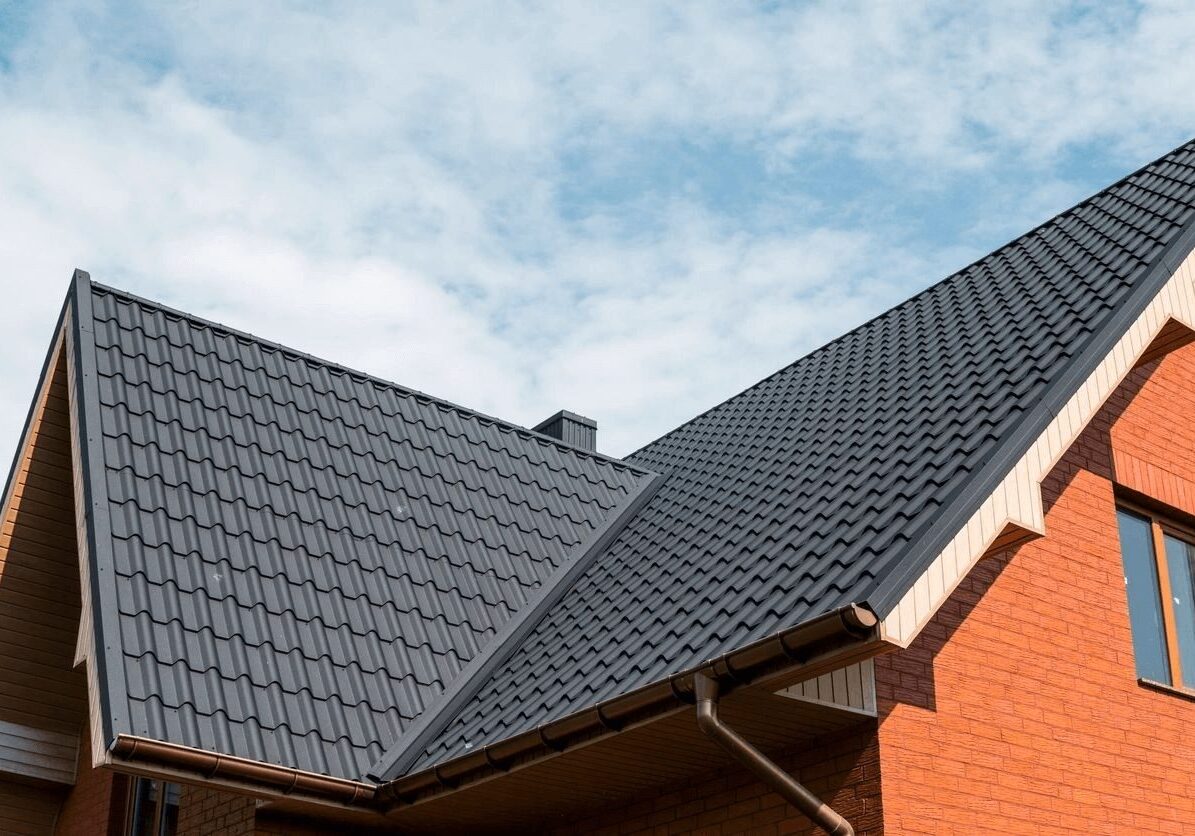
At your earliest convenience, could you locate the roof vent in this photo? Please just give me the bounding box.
[533,410,597,451]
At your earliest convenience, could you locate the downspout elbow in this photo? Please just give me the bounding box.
[693,673,855,836]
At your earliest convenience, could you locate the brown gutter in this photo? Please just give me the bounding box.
[110,735,377,807]
[378,602,881,810]
[694,672,854,835]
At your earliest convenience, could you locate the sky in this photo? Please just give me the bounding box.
[1,2,1194,458]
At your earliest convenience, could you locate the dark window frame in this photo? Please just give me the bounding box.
[1117,500,1195,695]
[124,776,179,836]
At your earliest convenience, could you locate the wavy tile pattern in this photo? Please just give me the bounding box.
[409,142,1195,771]
[88,287,648,779]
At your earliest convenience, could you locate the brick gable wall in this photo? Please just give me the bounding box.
[874,344,1195,834]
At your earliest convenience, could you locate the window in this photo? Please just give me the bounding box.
[125,778,179,836]
[1116,506,1195,691]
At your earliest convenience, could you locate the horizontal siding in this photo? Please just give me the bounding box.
[0,719,77,784]
[0,777,65,835]
[0,336,87,739]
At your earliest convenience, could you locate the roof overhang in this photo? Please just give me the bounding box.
[881,239,1195,647]
[375,603,884,824]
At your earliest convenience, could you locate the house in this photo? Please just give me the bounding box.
[2,139,1195,836]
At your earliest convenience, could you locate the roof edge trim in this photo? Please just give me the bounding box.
[866,206,1195,619]
[883,243,1195,645]
[88,282,646,472]
[367,468,667,782]
[68,270,129,746]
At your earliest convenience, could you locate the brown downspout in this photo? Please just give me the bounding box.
[693,672,855,836]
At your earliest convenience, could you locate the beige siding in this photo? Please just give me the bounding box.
[776,659,876,716]
[883,249,1195,647]
[64,319,108,770]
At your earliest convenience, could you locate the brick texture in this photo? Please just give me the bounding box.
[875,344,1195,834]
[54,727,128,836]
[176,784,256,836]
[552,725,883,836]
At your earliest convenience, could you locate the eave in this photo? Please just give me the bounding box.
[881,227,1195,647]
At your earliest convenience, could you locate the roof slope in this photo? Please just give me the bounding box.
[398,139,1195,774]
[75,282,650,780]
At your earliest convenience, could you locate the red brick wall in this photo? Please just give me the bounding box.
[54,728,128,836]
[176,784,256,835]
[875,346,1195,834]
[554,725,882,836]
[1110,351,1195,517]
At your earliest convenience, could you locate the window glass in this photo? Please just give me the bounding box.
[1163,533,1195,689]
[1116,510,1171,683]
[126,778,179,836]
[128,778,156,836]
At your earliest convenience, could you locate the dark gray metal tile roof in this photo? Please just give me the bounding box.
[80,284,650,780]
[399,139,1195,774]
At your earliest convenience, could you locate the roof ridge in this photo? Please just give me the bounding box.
[627,136,1195,461]
[87,281,647,473]
[365,469,667,782]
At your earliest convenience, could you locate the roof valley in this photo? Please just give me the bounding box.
[366,469,665,781]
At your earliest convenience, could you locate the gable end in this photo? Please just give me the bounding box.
[884,241,1195,646]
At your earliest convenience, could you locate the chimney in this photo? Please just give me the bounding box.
[533,410,597,452]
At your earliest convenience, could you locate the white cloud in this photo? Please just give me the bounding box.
[0,1,1194,459]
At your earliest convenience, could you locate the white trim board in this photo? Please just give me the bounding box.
[882,250,1195,648]
[65,316,109,770]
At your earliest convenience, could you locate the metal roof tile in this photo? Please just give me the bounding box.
[402,140,1195,775]
[81,283,650,779]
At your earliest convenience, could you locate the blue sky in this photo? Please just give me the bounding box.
[1,1,1194,456]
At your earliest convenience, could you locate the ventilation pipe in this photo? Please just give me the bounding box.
[693,672,855,836]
